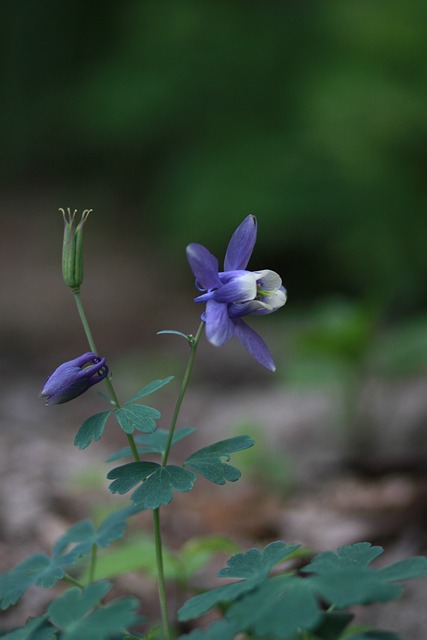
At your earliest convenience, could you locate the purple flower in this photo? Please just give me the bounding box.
[40,352,109,405]
[186,215,286,371]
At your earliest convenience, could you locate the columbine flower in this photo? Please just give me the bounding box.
[186,215,286,371]
[40,352,109,405]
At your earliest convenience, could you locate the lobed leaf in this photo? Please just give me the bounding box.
[130,465,196,509]
[125,376,174,404]
[184,435,254,485]
[226,575,322,640]
[47,581,140,640]
[0,554,68,609]
[0,616,55,640]
[74,411,112,449]
[114,405,160,435]
[53,506,143,564]
[107,461,159,494]
[218,540,300,579]
[178,541,299,621]
[301,543,427,608]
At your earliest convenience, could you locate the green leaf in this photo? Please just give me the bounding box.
[106,427,196,462]
[114,405,160,435]
[107,461,160,494]
[178,620,238,640]
[0,616,54,640]
[178,541,299,621]
[0,554,67,609]
[74,411,112,449]
[311,611,353,639]
[184,435,255,485]
[131,465,196,509]
[218,540,300,579]
[53,506,143,563]
[301,543,427,607]
[125,376,174,404]
[227,575,322,640]
[47,581,140,640]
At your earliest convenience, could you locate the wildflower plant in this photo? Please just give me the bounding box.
[1,211,426,640]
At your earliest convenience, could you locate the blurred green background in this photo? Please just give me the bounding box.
[2,0,427,373]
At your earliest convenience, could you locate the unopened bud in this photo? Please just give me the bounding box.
[60,208,91,290]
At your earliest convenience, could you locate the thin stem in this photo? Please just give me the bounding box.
[153,508,171,640]
[162,321,205,466]
[88,543,97,583]
[63,574,85,589]
[153,321,205,640]
[73,289,121,409]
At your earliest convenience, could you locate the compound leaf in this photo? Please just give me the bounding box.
[184,435,254,485]
[74,411,112,449]
[114,405,160,435]
[131,465,196,509]
[125,376,174,404]
[107,462,159,494]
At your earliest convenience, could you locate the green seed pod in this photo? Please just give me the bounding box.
[60,208,91,290]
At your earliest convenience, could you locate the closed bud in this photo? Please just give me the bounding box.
[60,208,92,290]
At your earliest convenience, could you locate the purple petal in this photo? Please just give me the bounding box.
[204,300,234,346]
[186,243,221,291]
[224,215,257,271]
[232,318,276,371]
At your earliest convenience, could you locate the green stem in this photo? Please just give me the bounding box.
[89,543,97,583]
[73,289,121,409]
[73,289,140,463]
[63,574,85,589]
[153,321,204,640]
[162,321,204,466]
[153,508,171,640]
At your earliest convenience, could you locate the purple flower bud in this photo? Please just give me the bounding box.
[40,352,109,405]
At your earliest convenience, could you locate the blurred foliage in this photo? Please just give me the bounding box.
[2,0,427,314]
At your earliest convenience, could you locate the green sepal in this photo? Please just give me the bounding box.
[183,435,254,484]
[74,411,112,449]
[47,580,140,640]
[106,427,196,462]
[114,404,160,435]
[125,376,174,404]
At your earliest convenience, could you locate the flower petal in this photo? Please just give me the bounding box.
[186,243,221,291]
[205,300,234,346]
[224,215,257,271]
[253,269,282,292]
[232,318,276,371]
